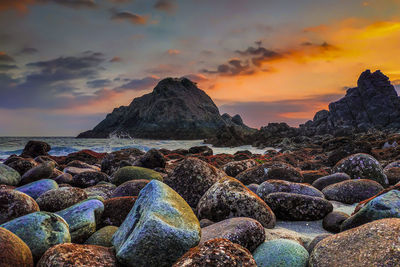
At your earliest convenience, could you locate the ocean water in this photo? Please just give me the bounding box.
[0,136,267,161]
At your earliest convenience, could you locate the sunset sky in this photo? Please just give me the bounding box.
[1,0,400,136]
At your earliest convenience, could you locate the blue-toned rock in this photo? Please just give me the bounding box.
[341,189,400,230]
[56,199,104,243]
[0,163,21,186]
[253,239,309,267]
[16,179,58,199]
[112,180,201,267]
[0,211,70,261]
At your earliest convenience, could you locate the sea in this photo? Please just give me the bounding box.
[0,136,268,161]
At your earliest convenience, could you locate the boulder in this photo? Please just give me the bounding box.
[37,243,118,267]
[172,238,257,267]
[306,233,332,254]
[20,162,55,185]
[56,199,104,243]
[0,212,70,261]
[196,176,276,228]
[111,179,149,197]
[200,217,265,252]
[6,158,37,176]
[235,162,303,185]
[36,187,87,212]
[253,239,309,267]
[188,146,213,156]
[111,180,201,267]
[100,148,144,175]
[111,166,163,186]
[257,180,324,199]
[0,189,39,224]
[341,189,400,230]
[84,182,116,200]
[84,226,118,247]
[383,166,400,185]
[100,196,136,227]
[53,173,73,184]
[309,218,400,266]
[165,157,226,209]
[311,173,351,191]
[0,163,21,186]
[72,171,110,188]
[222,159,258,177]
[322,211,349,233]
[265,192,333,221]
[322,179,384,204]
[137,149,166,169]
[15,179,58,199]
[0,227,34,267]
[20,141,51,158]
[332,153,388,185]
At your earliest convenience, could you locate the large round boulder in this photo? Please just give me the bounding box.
[111,180,201,267]
[332,153,388,185]
[137,148,166,169]
[6,158,37,176]
[0,227,33,267]
[322,179,384,204]
[235,162,303,185]
[0,163,21,186]
[20,162,55,185]
[84,226,118,247]
[222,159,258,177]
[0,212,71,261]
[36,187,88,212]
[0,189,39,224]
[196,176,276,228]
[257,180,324,199]
[20,141,50,158]
[253,239,309,267]
[200,217,265,252]
[309,218,400,266]
[322,211,349,233]
[111,179,149,197]
[172,238,257,267]
[111,166,163,186]
[100,196,136,227]
[37,243,118,267]
[84,182,116,200]
[265,192,333,221]
[165,157,226,209]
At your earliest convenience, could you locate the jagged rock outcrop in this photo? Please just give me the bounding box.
[300,70,400,135]
[78,77,253,139]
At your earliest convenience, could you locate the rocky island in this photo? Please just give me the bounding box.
[1,70,400,266]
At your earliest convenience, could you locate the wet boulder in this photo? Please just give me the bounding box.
[111,179,149,197]
[20,162,55,185]
[322,211,349,233]
[0,189,39,224]
[0,163,21,186]
[84,182,116,200]
[111,166,163,186]
[311,172,351,191]
[36,187,87,212]
[222,159,258,177]
[72,171,110,188]
[257,180,324,199]
[100,196,136,227]
[15,179,58,200]
[6,158,37,176]
[137,149,166,169]
[20,141,50,158]
[84,226,118,247]
[0,227,34,267]
[196,176,276,228]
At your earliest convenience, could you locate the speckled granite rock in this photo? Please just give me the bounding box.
[0,189,39,224]
[0,227,33,267]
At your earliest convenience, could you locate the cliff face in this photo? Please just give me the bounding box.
[78,77,253,139]
[300,70,400,135]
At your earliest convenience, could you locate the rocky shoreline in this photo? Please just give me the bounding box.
[0,135,400,266]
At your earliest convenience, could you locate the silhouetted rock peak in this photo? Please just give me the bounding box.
[78,77,253,139]
[301,70,400,135]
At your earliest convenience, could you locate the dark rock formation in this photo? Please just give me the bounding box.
[300,70,400,135]
[78,77,253,139]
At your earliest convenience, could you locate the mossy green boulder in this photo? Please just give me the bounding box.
[341,189,400,230]
[0,211,70,261]
[112,180,201,267]
[84,225,118,247]
[16,179,58,200]
[111,166,163,186]
[0,163,21,186]
[253,239,309,267]
[56,199,104,243]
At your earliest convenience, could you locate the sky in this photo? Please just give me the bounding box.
[1,0,400,136]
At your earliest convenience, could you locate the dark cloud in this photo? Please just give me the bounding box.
[86,79,112,88]
[0,64,18,71]
[0,52,15,62]
[38,0,97,9]
[108,0,130,3]
[111,10,148,25]
[19,47,39,55]
[202,58,252,76]
[116,76,159,91]
[236,46,282,67]
[154,0,176,13]
[219,93,344,128]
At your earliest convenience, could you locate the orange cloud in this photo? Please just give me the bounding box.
[167,49,180,55]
